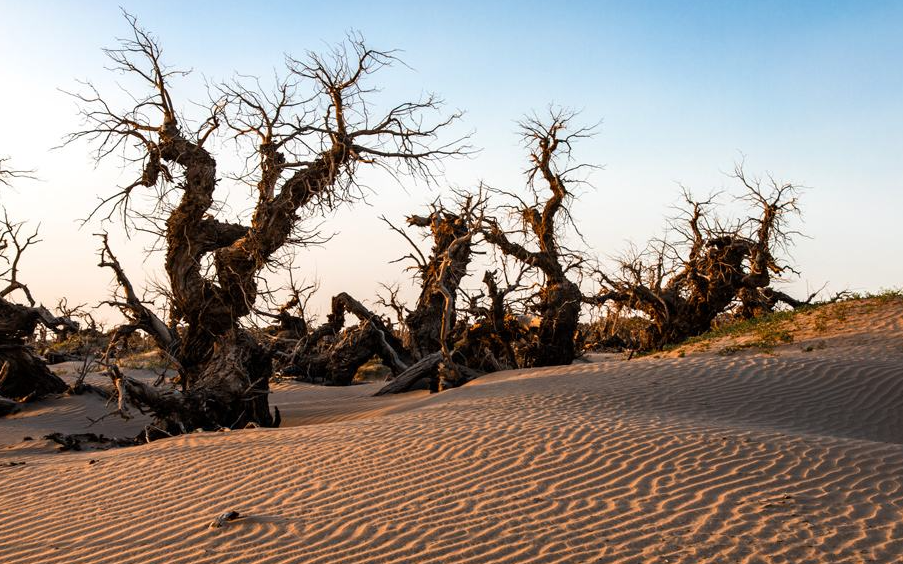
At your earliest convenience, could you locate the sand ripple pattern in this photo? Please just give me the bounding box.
[2,319,903,563]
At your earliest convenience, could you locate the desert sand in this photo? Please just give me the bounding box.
[1,298,902,563]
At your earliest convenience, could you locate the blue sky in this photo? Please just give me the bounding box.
[0,1,901,320]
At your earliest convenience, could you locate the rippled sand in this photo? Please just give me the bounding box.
[1,298,902,563]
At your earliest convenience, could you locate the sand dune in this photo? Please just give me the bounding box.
[1,298,902,563]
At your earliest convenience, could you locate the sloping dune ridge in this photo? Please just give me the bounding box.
[1,298,902,563]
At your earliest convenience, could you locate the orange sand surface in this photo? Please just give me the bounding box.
[2,299,902,563]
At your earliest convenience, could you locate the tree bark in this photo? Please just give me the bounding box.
[0,349,67,402]
[374,352,442,396]
[68,18,463,433]
[402,207,475,360]
[0,299,71,402]
[482,111,588,367]
[530,278,582,367]
[112,328,275,437]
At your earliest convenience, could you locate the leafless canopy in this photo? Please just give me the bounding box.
[67,13,468,351]
[483,108,598,280]
[0,157,34,188]
[0,209,41,307]
[481,108,597,366]
[590,162,811,349]
[64,13,467,432]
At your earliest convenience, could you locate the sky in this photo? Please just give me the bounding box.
[0,1,901,324]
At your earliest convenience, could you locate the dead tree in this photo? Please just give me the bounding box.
[376,192,484,391]
[0,209,77,402]
[730,166,811,318]
[282,292,411,385]
[452,267,530,372]
[282,192,484,394]
[394,194,482,359]
[375,283,409,340]
[0,157,31,189]
[482,110,595,367]
[67,15,464,433]
[590,165,812,350]
[40,297,109,364]
[96,234,177,365]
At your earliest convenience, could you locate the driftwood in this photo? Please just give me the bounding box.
[0,348,67,402]
[282,292,411,385]
[43,432,139,451]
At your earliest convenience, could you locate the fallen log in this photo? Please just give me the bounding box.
[374,351,442,396]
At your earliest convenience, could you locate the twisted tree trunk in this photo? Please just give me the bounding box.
[403,207,475,359]
[531,278,582,367]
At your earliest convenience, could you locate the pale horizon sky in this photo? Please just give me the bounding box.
[1,1,901,324]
